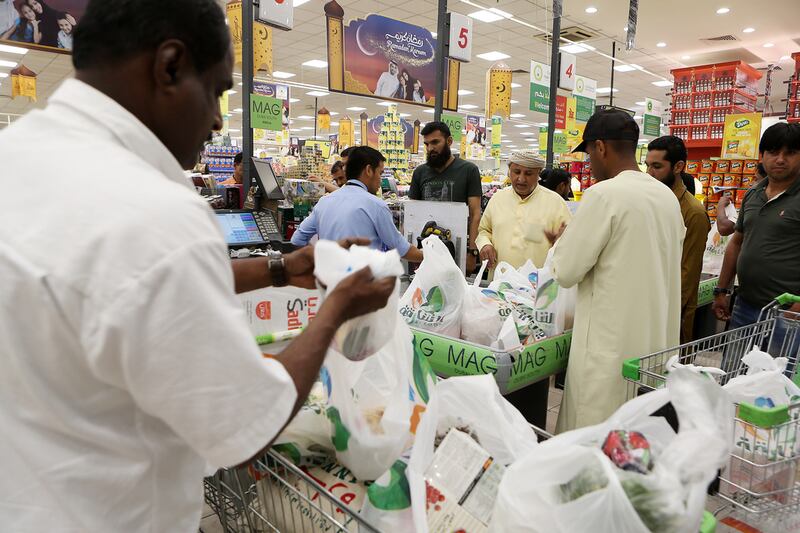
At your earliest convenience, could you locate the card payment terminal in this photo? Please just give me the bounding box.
[214,209,282,249]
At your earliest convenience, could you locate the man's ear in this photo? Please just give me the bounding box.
[675,160,686,175]
[447,136,453,147]
[152,39,190,91]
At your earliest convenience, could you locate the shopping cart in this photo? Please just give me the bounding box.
[621,293,800,529]
[203,448,379,533]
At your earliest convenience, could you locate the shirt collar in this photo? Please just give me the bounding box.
[514,184,540,203]
[670,175,688,200]
[346,179,369,191]
[48,79,190,189]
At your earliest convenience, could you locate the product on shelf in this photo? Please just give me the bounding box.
[669,61,762,147]
[377,104,410,171]
[788,52,800,123]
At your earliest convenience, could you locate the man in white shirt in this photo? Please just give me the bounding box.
[0,1,395,531]
[375,60,400,97]
[548,109,685,432]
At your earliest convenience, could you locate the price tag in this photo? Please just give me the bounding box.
[559,52,576,91]
[447,13,472,62]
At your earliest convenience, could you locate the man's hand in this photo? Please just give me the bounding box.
[307,175,323,183]
[285,238,371,289]
[466,253,478,274]
[544,222,567,246]
[326,267,397,321]
[712,294,731,321]
[717,195,731,211]
[479,244,497,269]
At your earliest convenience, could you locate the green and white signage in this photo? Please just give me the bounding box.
[643,97,662,137]
[573,75,597,122]
[529,60,552,114]
[441,112,464,143]
[251,93,284,131]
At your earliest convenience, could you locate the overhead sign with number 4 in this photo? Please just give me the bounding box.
[447,13,473,62]
[559,52,576,91]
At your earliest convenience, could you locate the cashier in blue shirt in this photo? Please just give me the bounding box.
[291,146,424,262]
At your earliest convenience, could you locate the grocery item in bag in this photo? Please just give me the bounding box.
[315,240,404,360]
[399,236,467,337]
[491,365,732,533]
[361,375,537,533]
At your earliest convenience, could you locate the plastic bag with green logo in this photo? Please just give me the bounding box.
[323,315,437,481]
[533,248,576,338]
[361,374,537,532]
[399,236,467,338]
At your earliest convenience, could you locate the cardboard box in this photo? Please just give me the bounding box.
[724,174,742,188]
[743,160,759,174]
[715,159,730,173]
[700,159,714,173]
[729,160,744,174]
[685,160,700,174]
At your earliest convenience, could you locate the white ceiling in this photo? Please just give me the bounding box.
[1,0,799,154]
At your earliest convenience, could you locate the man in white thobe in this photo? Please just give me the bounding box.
[549,109,685,432]
[0,0,18,35]
[375,60,400,97]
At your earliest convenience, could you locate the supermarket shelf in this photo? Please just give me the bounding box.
[685,138,723,148]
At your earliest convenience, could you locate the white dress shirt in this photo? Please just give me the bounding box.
[0,79,297,532]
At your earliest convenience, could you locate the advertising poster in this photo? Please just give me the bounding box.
[491,116,502,160]
[573,75,597,122]
[642,98,662,137]
[325,8,458,110]
[441,112,463,143]
[554,95,567,129]
[253,81,290,128]
[365,115,415,150]
[465,115,485,160]
[722,112,762,159]
[0,0,87,52]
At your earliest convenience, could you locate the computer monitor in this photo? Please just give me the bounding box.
[251,158,285,200]
[214,210,268,247]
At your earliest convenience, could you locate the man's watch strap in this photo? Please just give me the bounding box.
[268,252,288,287]
[713,287,733,296]
[467,248,479,257]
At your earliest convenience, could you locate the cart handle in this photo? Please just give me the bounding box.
[775,293,800,306]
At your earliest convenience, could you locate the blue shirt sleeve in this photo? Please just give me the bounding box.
[370,202,411,256]
[290,207,318,247]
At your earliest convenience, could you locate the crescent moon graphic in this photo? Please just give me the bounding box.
[356,24,377,56]
[499,82,507,92]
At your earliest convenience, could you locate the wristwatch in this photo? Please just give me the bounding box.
[267,250,288,287]
[467,248,479,257]
[713,287,732,297]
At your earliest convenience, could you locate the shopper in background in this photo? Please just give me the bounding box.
[219,151,244,185]
[712,123,800,362]
[410,121,483,271]
[646,135,711,343]
[308,160,346,193]
[548,109,685,432]
[476,151,571,272]
[538,167,573,200]
[716,162,767,237]
[0,1,397,531]
[291,146,424,262]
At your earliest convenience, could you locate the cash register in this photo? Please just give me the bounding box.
[214,158,289,256]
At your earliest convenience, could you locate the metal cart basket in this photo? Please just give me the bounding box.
[204,449,379,533]
[621,293,800,529]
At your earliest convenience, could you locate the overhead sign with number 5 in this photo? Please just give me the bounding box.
[447,13,473,62]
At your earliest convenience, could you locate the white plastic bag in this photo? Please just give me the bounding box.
[489,260,537,297]
[461,261,514,346]
[361,375,538,532]
[535,249,576,337]
[491,365,732,533]
[314,240,404,360]
[323,315,432,481]
[399,236,467,337]
[723,349,800,461]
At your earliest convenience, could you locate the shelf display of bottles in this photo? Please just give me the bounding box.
[788,52,800,124]
[203,144,238,177]
[669,61,762,147]
[377,104,410,171]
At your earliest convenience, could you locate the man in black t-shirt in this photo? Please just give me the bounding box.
[409,121,482,271]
